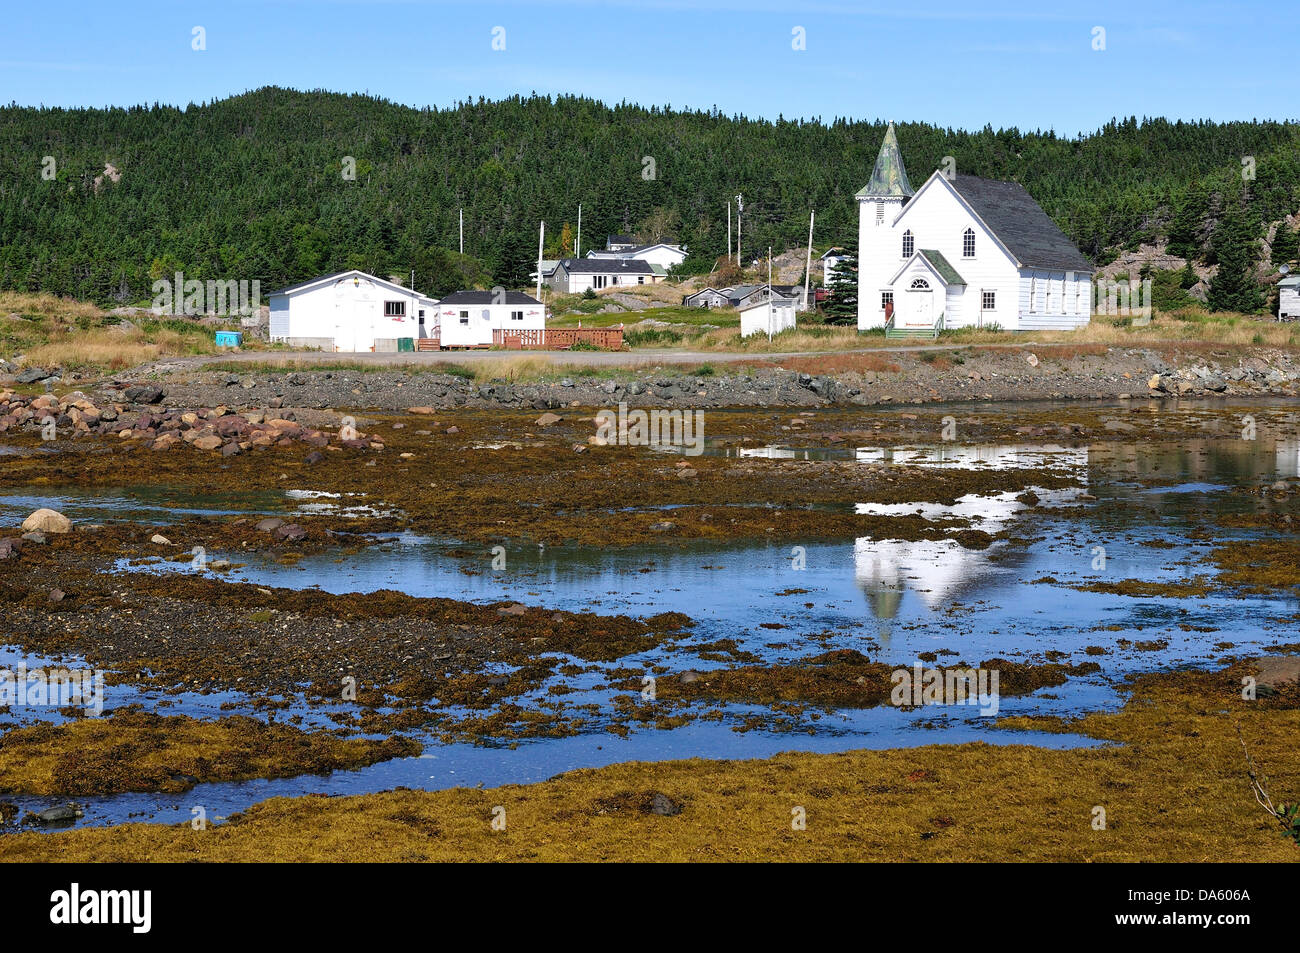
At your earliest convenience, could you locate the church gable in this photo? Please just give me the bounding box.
[892,173,1019,270]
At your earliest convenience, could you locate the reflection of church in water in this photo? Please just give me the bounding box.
[851,444,1090,619]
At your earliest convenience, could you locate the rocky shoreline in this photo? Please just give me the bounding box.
[145,345,1300,412]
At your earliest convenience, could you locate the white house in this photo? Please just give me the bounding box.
[739,287,797,338]
[268,270,438,351]
[548,258,660,294]
[1278,275,1300,320]
[820,247,849,285]
[856,122,1094,336]
[586,242,688,271]
[435,291,546,348]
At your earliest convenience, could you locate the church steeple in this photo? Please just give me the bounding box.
[857,121,914,199]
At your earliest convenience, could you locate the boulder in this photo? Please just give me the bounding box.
[21,508,71,534]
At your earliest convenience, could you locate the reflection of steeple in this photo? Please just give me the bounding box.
[851,443,1091,618]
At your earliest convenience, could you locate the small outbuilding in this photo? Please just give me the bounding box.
[268,270,438,352]
[739,286,798,338]
[1278,275,1300,321]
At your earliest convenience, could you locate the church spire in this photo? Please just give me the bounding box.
[857,121,914,199]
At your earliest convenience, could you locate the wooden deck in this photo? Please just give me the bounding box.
[492,327,625,350]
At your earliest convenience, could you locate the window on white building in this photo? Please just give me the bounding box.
[881,291,893,311]
[982,289,995,310]
[458,310,469,325]
[511,310,523,321]
[384,300,406,317]
[963,228,976,258]
[876,202,884,225]
[902,230,914,257]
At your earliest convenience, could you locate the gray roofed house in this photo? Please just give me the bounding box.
[558,258,653,275]
[947,175,1094,273]
[547,256,661,294]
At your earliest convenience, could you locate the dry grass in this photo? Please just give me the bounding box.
[1,292,223,372]
[2,661,1296,861]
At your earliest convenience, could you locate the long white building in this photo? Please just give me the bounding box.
[435,290,545,348]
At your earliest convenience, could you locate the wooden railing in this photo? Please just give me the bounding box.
[416,335,440,351]
[492,327,624,350]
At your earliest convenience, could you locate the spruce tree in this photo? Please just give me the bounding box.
[821,241,858,325]
[1207,200,1264,313]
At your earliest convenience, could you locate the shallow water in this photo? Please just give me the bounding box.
[3,406,1300,830]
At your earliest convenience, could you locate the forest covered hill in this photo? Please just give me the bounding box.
[2,86,1298,307]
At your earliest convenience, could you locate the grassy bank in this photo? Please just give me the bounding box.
[1,293,230,373]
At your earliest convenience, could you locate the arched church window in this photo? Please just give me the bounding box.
[902,230,914,257]
[909,277,930,290]
[963,228,975,257]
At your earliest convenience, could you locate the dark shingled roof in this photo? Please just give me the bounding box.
[559,258,654,275]
[948,175,1094,272]
[438,290,542,305]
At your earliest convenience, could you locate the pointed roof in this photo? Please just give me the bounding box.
[857,122,914,200]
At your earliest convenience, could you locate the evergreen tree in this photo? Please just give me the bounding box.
[821,242,857,324]
[1271,222,1299,265]
[1207,199,1264,313]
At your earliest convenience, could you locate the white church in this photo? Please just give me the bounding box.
[857,123,1094,336]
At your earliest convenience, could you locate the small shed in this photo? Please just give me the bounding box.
[1278,275,1300,320]
[739,287,797,338]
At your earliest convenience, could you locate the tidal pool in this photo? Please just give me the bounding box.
[3,417,1299,830]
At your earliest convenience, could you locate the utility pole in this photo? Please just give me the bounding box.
[727,201,732,264]
[459,209,463,255]
[576,204,582,258]
[536,221,545,302]
[735,193,743,267]
[804,209,814,313]
[767,246,774,341]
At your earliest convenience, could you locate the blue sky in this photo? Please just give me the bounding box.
[3,0,1291,135]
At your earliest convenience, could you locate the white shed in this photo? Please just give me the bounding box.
[435,291,546,348]
[1278,275,1300,320]
[739,288,797,338]
[268,270,438,351]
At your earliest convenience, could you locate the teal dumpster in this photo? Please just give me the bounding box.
[215,331,243,347]
[397,337,415,353]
